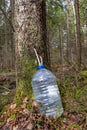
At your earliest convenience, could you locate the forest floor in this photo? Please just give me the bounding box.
[0,66,87,130]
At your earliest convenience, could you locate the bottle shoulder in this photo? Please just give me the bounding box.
[32,68,56,81]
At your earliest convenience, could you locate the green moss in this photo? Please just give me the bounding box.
[9,114,15,120]
[80,70,87,77]
[34,120,41,129]
[14,59,36,106]
[1,105,8,113]
[14,79,33,105]
[76,105,87,114]
[75,86,87,104]
[67,123,81,130]
[0,116,5,123]
[58,71,87,115]
[26,102,32,110]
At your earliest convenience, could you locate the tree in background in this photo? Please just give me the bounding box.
[47,0,87,69]
[9,0,15,69]
[65,0,71,63]
[0,0,15,70]
[3,0,8,69]
[74,0,82,69]
[47,0,65,66]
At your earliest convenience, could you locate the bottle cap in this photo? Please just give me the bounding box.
[37,64,45,70]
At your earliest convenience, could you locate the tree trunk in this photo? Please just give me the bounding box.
[59,26,63,65]
[74,0,82,69]
[3,0,8,70]
[39,1,50,67]
[14,0,50,103]
[66,0,70,63]
[10,0,15,70]
[72,1,77,62]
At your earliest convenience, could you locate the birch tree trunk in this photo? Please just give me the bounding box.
[14,0,50,103]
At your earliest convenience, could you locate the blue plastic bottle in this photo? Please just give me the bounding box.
[31,64,63,118]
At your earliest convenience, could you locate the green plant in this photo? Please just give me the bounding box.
[67,123,81,130]
[10,114,15,120]
[14,58,36,105]
[34,120,41,129]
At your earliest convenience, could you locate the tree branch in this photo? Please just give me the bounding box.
[0,6,15,32]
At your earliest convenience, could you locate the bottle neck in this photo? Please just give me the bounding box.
[37,64,45,70]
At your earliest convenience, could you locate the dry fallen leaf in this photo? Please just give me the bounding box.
[32,99,37,107]
[23,97,29,103]
[26,123,33,130]
[23,109,30,115]
[21,103,26,109]
[9,104,16,110]
[13,125,18,130]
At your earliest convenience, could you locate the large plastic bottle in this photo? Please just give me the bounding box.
[31,64,63,118]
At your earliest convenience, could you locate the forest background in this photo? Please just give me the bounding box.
[0,0,87,129]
